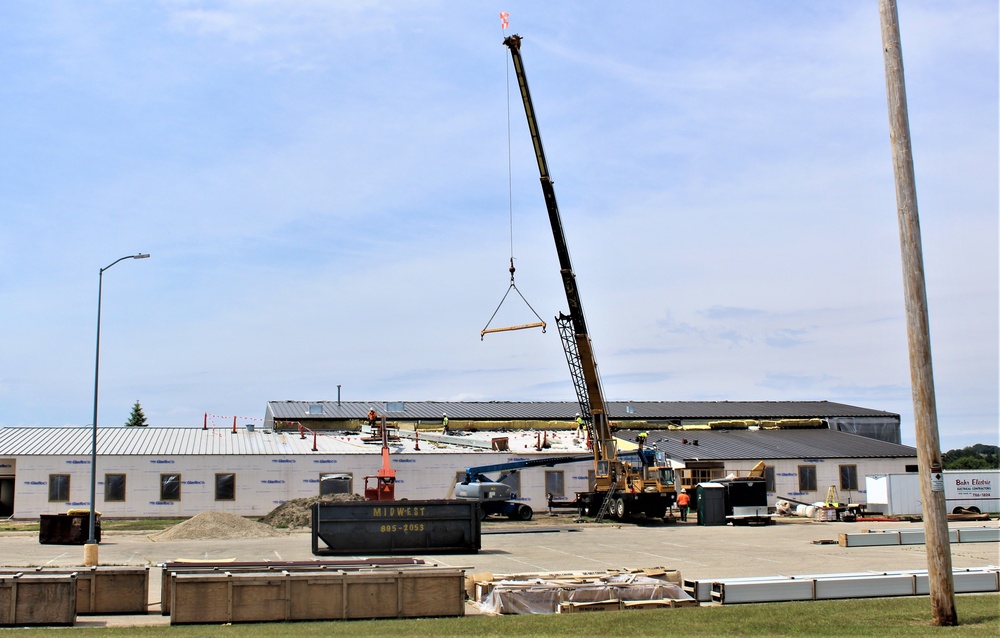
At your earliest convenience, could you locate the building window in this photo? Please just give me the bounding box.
[48,474,70,502]
[320,473,353,497]
[105,474,126,502]
[798,465,817,492]
[839,465,859,491]
[904,464,918,473]
[160,474,181,501]
[764,466,775,493]
[545,471,565,498]
[587,469,596,491]
[215,473,236,501]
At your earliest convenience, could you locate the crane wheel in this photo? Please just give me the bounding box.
[614,497,627,520]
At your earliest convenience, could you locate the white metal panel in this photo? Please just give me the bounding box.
[684,576,789,602]
[886,474,923,516]
[913,570,999,595]
[957,527,1000,543]
[865,475,888,506]
[840,532,900,547]
[814,574,914,599]
[713,580,814,604]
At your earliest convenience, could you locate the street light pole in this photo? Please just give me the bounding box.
[85,253,150,567]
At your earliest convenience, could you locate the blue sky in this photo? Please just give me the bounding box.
[1,2,996,451]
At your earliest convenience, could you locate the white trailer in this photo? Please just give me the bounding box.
[865,470,999,516]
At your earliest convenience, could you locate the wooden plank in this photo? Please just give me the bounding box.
[345,576,397,619]
[231,576,287,623]
[288,575,345,621]
[400,572,466,618]
[170,574,232,625]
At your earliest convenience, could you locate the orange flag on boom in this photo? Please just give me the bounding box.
[499,12,509,30]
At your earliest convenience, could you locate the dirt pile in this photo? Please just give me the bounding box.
[150,511,286,541]
[260,494,363,529]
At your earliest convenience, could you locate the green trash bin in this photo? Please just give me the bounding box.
[696,483,726,526]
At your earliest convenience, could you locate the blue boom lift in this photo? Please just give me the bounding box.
[454,454,593,520]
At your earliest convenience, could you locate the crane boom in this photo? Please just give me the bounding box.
[502,34,676,521]
[503,34,615,463]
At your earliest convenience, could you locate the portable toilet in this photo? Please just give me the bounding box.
[696,482,726,526]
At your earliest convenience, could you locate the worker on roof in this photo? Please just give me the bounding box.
[575,413,585,435]
[677,489,691,522]
[442,412,449,434]
[637,431,648,449]
[367,409,377,427]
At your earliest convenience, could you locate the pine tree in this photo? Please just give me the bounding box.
[124,400,149,427]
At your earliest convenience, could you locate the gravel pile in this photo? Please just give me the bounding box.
[150,511,286,541]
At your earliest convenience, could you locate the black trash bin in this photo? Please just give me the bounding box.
[39,513,101,545]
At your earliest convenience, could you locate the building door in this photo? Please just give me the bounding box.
[0,478,13,517]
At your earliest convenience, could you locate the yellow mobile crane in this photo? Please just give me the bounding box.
[503,35,676,521]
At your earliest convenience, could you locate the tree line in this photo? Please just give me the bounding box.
[942,444,999,470]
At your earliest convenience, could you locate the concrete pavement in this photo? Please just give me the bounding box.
[3,517,997,627]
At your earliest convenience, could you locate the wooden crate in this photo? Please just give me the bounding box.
[170,569,465,625]
[0,567,148,615]
[159,558,427,615]
[0,573,77,626]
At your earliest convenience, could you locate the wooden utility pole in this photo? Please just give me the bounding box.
[878,0,957,626]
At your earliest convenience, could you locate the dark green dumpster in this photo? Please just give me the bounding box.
[39,513,100,544]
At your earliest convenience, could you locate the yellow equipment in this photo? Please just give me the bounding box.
[825,486,840,507]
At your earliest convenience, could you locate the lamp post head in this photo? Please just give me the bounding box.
[134,253,150,260]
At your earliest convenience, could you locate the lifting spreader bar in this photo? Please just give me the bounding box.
[480,258,547,340]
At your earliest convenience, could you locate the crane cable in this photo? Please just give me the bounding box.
[480,40,546,341]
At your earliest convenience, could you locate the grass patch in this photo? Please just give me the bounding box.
[4,594,997,637]
[0,519,186,533]
[101,518,186,532]
[0,521,37,532]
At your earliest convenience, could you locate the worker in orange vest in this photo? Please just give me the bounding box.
[676,489,691,522]
[367,409,378,427]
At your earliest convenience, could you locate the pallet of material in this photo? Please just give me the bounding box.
[472,567,681,600]
[558,599,698,613]
[169,568,465,625]
[0,567,148,615]
[160,558,426,615]
[472,568,692,615]
[0,573,77,626]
